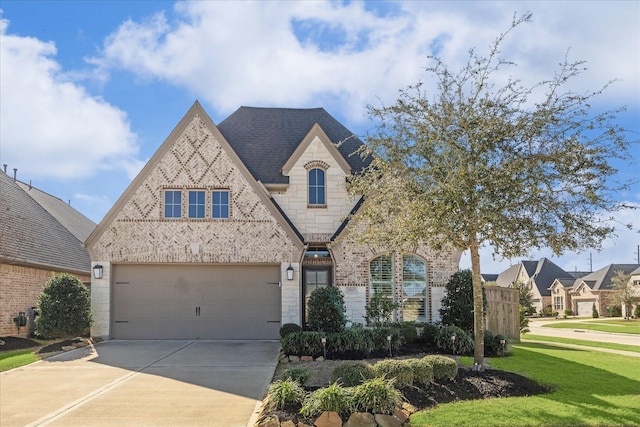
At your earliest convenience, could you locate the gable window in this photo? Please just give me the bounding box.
[370,255,394,319]
[188,190,205,218]
[308,168,326,206]
[164,190,182,218]
[402,254,427,323]
[212,190,229,218]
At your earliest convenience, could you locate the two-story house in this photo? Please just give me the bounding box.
[86,102,461,340]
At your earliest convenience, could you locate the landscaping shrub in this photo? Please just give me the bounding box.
[266,380,305,410]
[634,305,640,318]
[300,383,352,418]
[373,359,414,388]
[405,358,434,385]
[418,323,440,345]
[371,327,401,354]
[592,303,599,318]
[35,273,92,338]
[439,269,485,333]
[425,355,458,381]
[365,292,399,327]
[307,287,347,333]
[281,331,323,356]
[328,327,375,356]
[564,309,573,318]
[278,366,310,385]
[483,330,510,356]
[351,377,403,414]
[279,323,302,338]
[330,361,375,387]
[436,325,474,355]
[396,322,419,344]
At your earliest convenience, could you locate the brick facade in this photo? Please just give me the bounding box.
[0,264,90,336]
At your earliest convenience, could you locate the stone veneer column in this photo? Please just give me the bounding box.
[90,261,111,339]
[339,286,367,325]
[281,262,301,326]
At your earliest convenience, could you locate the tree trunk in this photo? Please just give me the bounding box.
[469,238,485,368]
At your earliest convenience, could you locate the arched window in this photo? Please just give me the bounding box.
[308,168,326,206]
[402,254,427,322]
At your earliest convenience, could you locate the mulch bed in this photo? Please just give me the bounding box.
[0,336,84,354]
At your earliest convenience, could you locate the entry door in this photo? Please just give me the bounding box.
[303,267,331,325]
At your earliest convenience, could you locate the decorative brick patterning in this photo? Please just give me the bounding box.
[89,116,299,264]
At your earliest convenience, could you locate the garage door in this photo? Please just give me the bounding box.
[112,264,281,339]
[576,300,595,316]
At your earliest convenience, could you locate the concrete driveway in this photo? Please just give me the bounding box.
[0,340,280,427]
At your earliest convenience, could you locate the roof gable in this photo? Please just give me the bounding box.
[86,101,304,255]
[216,106,370,184]
[282,123,351,176]
[0,172,91,273]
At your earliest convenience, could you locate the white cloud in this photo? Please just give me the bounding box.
[0,16,142,180]
[92,1,639,126]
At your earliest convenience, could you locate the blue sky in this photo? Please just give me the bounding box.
[1,1,638,274]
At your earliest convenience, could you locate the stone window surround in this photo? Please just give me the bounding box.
[305,160,329,208]
[161,186,232,220]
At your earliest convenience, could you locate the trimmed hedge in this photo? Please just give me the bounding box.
[281,327,401,357]
[373,359,414,388]
[330,361,375,387]
[424,355,458,381]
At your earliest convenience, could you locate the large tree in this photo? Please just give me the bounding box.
[347,13,634,366]
[611,270,638,319]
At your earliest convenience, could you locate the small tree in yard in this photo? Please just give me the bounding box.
[592,303,599,319]
[35,273,92,338]
[307,286,347,333]
[347,13,636,366]
[611,270,637,319]
[365,292,399,327]
[440,270,485,333]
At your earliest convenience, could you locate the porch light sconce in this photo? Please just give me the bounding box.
[93,264,103,280]
[286,264,294,281]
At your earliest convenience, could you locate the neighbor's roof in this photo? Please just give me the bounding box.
[571,263,640,291]
[0,172,93,273]
[217,106,370,184]
[496,258,574,296]
[15,180,96,242]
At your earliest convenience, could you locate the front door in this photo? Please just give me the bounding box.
[303,267,331,326]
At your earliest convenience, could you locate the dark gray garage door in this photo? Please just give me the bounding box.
[112,264,281,339]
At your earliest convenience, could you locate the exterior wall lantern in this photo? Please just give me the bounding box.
[93,264,103,279]
[286,264,294,281]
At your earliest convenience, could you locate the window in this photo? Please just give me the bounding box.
[188,190,205,218]
[370,254,394,299]
[308,168,326,206]
[402,255,427,322]
[212,190,229,218]
[554,296,564,311]
[164,190,182,218]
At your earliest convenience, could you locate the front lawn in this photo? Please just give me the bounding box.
[0,350,39,371]
[523,334,640,353]
[410,342,640,426]
[542,320,640,334]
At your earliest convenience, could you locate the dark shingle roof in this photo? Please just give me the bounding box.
[217,107,370,184]
[15,180,95,242]
[572,264,640,291]
[0,172,92,273]
[530,258,574,296]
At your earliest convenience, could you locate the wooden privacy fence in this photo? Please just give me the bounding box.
[485,286,520,342]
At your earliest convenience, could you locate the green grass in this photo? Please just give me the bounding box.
[0,350,40,372]
[541,320,640,334]
[410,342,640,426]
[523,334,640,353]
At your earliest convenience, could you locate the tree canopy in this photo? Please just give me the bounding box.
[347,13,635,365]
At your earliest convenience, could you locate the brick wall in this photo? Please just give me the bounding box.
[0,264,90,336]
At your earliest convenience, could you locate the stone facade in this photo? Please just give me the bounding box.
[0,264,90,336]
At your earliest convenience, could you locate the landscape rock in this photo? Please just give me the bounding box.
[401,402,417,414]
[257,416,279,427]
[315,356,325,362]
[314,411,342,427]
[344,412,376,427]
[301,355,314,362]
[61,346,76,351]
[289,355,300,362]
[374,414,402,427]
[392,408,409,424]
[280,420,296,427]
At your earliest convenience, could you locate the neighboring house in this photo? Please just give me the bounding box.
[623,266,640,318]
[0,170,95,336]
[569,264,640,316]
[86,102,462,340]
[495,258,578,314]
